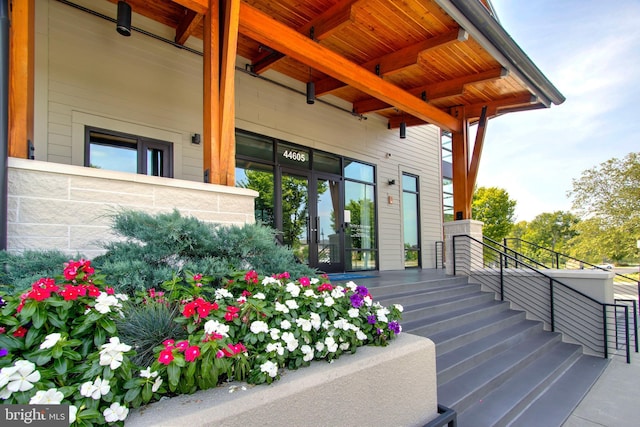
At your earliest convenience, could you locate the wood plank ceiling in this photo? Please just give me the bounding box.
[104,0,547,130]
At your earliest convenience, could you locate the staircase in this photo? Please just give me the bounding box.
[369,274,609,427]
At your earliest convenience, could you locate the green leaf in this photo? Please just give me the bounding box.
[47,312,66,329]
[32,305,47,329]
[93,327,106,348]
[35,353,52,366]
[19,300,37,319]
[124,386,141,403]
[24,327,42,349]
[142,382,153,402]
[54,356,68,375]
[61,349,82,361]
[167,363,180,389]
[98,317,117,335]
[51,344,63,359]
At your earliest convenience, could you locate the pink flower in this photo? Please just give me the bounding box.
[184,345,201,362]
[224,305,240,321]
[193,273,203,281]
[175,341,189,352]
[158,348,174,365]
[299,277,311,287]
[59,285,80,301]
[163,339,175,348]
[182,302,196,317]
[215,350,225,359]
[317,283,333,292]
[105,287,115,295]
[244,270,258,284]
[13,326,27,338]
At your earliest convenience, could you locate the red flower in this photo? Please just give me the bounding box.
[27,287,52,301]
[0,326,5,334]
[193,273,202,281]
[175,340,189,352]
[105,287,115,295]
[224,305,240,322]
[13,326,27,338]
[85,284,101,297]
[244,270,259,284]
[163,339,175,348]
[59,285,80,301]
[63,259,95,281]
[220,342,246,357]
[317,283,333,292]
[184,345,201,362]
[278,272,290,280]
[158,348,174,365]
[182,302,196,317]
[241,290,252,297]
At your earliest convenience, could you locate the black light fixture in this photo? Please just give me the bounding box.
[116,1,132,37]
[191,133,201,145]
[399,119,407,139]
[306,81,315,104]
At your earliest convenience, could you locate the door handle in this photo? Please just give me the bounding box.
[315,217,320,244]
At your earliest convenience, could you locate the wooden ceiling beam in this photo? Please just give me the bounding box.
[356,67,507,114]
[171,0,208,15]
[175,10,203,45]
[239,2,460,132]
[456,94,537,120]
[316,28,467,96]
[252,0,359,74]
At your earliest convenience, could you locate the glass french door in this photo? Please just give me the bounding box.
[279,170,343,272]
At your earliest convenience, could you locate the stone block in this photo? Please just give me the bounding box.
[8,169,70,200]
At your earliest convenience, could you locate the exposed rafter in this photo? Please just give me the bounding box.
[316,28,468,96]
[356,67,507,115]
[238,2,461,132]
[454,94,537,120]
[175,10,203,45]
[171,0,208,15]
[252,0,359,74]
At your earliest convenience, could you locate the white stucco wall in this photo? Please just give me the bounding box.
[30,0,445,270]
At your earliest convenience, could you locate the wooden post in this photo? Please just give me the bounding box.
[451,108,470,220]
[8,0,34,159]
[203,0,221,183]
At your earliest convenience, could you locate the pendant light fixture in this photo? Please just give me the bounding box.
[116,1,132,37]
[399,117,407,139]
[306,67,315,104]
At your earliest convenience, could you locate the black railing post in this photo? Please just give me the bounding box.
[555,252,560,269]
[452,236,457,275]
[503,238,508,269]
[615,305,620,350]
[625,306,630,364]
[634,302,638,353]
[549,278,555,332]
[500,252,504,301]
[603,305,609,359]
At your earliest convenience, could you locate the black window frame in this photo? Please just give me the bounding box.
[84,126,174,178]
[402,172,421,268]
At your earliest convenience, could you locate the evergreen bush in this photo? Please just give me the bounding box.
[0,250,71,293]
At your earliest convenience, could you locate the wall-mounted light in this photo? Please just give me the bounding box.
[192,133,201,144]
[116,1,132,37]
[399,120,407,139]
[388,179,396,185]
[306,81,315,104]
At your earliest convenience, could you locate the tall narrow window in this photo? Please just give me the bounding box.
[85,127,173,177]
[402,173,420,268]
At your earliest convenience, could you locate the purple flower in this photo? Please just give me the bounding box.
[367,315,377,325]
[355,285,369,296]
[388,321,401,334]
[0,348,8,358]
[350,293,364,308]
[376,328,383,335]
[0,296,5,307]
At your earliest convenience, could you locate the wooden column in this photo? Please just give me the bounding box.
[451,109,470,220]
[467,105,488,201]
[203,0,221,184]
[8,0,34,159]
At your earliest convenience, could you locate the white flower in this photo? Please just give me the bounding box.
[295,317,312,332]
[340,342,350,351]
[285,299,299,310]
[281,332,298,351]
[99,337,131,370]
[250,321,270,334]
[0,387,11,399]
[80,377,110,400]
[325,336,338,353]
[269,328,281,340]
[334,318,351,331]
[204,320,230,337]
[237,296,247,304]
[152,376,163,392]
[103,402,129,423]
[376,307,390,323]
[394,304,404,312]
[0,365,19,389]
[94,292,122,314]
[363,295,373,307]
[260,360,278,378]
[348,308,360,318]
[253,292,266,300]
[215,288,233,300]
[261,277,280,286]
[29,388,63,404]
[301,345,314,362]
[115,293,129,301]
[266,342,284,356]
[310,277,320,285]
[304,289,316,298]
[280,319,291,330]
[322,320,331,330]
[315,341,325,352]
[40,333,62,350]
[285,282,300,297]
[69,406,78,424]
[345,281,357,291]
[331,286,345,299]
[139,367,158,379]
[275,302,289,313]
[5,360,40,393]
[356,329,367,340]
[310,312,321,330]
[324,296,335,307]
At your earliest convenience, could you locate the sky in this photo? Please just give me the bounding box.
[475,0,640,222]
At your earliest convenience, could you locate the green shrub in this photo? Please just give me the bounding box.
[0,250,71,293]
[93,210,315,293]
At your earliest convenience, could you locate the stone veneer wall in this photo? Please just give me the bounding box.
[7,158,258,258]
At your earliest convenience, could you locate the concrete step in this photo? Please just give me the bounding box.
[507,355,609,427]
[438,332,562,413]
[375,283,481,307]
[369,276,469,298]
[401,291,496,323]
[437,319,543,384]
[456,342,583,427]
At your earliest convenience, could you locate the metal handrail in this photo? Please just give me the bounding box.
[435,241,445,269]
[453,234,635,362]
[484,236,550,270]
[423,404,457,427]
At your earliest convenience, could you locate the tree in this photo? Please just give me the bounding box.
[568,152,640,262]
[472,187,517,242]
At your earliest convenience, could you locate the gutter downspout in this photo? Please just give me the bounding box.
[0,0,9,251]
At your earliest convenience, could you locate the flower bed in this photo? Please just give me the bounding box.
[0,260,402,426]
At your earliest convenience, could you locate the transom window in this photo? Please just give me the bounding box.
[85,127,173,177]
